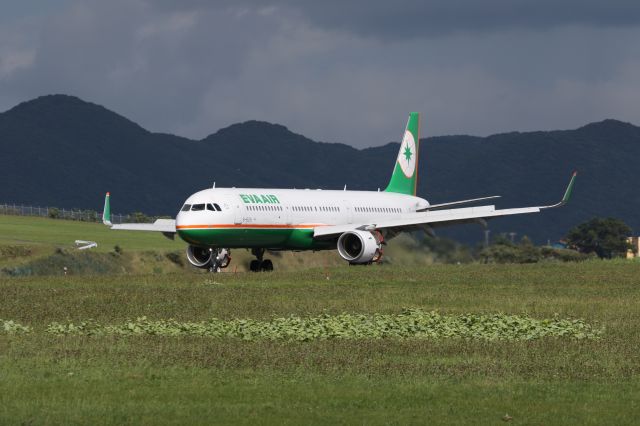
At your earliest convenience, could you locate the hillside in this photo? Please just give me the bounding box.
[2,95,639,244]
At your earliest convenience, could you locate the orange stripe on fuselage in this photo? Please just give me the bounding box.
[176,224,327,230]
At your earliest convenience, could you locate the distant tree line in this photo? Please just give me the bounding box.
[565,217,631,259]
[0,203,167,224]
[392,216,634,264]
[479,217,632,262]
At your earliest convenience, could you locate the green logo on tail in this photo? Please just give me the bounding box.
[385,112,420,195]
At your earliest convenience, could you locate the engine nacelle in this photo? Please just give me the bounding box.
[186,245,214,268]
[337,230,383,264]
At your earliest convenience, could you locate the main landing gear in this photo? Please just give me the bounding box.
[249,248,274,272]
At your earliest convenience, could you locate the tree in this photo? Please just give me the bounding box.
[566,217,631,258]
[48,207,60,219]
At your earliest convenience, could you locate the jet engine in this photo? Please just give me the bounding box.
[337,230,383,264]
[186,245,214,268]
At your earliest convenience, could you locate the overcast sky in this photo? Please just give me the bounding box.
[1,0,639,147]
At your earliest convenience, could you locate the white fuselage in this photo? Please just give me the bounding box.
[175,188,429,249]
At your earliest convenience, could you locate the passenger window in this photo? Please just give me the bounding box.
[191,204,205,211]
[181,204,191,211]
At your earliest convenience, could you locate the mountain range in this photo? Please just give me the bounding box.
[1,94,638,244]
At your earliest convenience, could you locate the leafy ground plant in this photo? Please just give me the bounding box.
[44,309,603,341]
[1,319,31,334]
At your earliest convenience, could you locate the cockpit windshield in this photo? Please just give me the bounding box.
[181,203,222,212]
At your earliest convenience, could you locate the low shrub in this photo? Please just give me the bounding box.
[1,319,31,334]
[0,245,32,259]
[45,309,603,341]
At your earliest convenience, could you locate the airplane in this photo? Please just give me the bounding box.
[102,112,576,272]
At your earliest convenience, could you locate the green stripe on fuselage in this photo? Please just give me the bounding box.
[177,227,333,250]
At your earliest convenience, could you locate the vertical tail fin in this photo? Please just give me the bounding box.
[384,112,420,196]
[102,192,112,226]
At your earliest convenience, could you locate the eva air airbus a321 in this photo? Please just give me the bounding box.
[102,113,576,272]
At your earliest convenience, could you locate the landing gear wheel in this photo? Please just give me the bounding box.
[250,248,274,272]
[261,259,273,272]
[249,260,261,272]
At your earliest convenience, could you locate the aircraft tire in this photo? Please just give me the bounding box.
[261,259,274,272]
[250,260,261,272]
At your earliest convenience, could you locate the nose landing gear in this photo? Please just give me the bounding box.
[249,248,274,272]
[209,248,231,273]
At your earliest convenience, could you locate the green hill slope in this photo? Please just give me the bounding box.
[2,95,639,243]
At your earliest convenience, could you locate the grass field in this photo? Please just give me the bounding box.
[0,215,354,273]
[2,261,640,424]
[0,215,445,274]
[0,215,184,253]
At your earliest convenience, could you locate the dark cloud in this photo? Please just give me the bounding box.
[1,0,639,148]
[155,1,640,38]
[278,0,640,39]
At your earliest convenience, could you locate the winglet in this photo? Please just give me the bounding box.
[541,171,577,209]
[102,192,112,226]
[561,170,578,204]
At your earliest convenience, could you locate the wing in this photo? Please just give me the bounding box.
[418,195,500,211]
[102,193,176,239]
[110,218,176,233]
[314,171,577,239]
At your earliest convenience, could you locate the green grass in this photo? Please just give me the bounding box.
[0,215,346,273]
[0,214,184,253]
[2,262,640,424]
